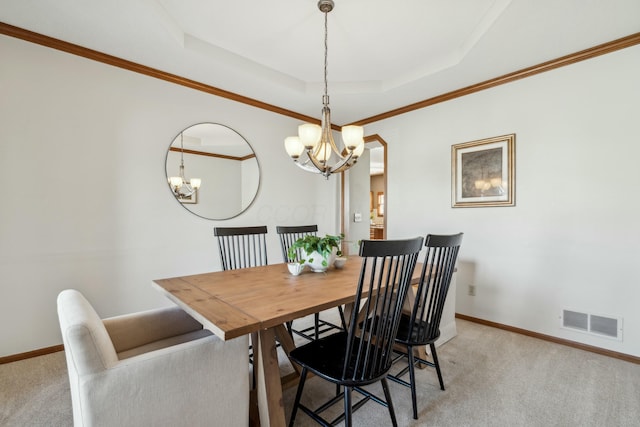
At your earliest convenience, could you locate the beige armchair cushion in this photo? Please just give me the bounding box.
[57,289,119,375]
[57,289,249,427]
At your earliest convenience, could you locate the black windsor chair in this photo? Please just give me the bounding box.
[277,225,346,341]
[214,226,268,270]
[288,237,424,427]
[388,233,463,419]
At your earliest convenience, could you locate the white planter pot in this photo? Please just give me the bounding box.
[304,250,337,273]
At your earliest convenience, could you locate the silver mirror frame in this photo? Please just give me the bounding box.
[165,123,261,220]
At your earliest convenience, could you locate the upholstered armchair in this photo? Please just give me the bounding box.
[57,289,249,427]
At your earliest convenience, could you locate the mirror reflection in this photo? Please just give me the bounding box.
[165,123,260,220]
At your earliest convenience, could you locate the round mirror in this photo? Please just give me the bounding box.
[165,123,260,220]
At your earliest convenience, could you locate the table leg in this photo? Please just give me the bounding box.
[274,324,301,376]
[255,327,286,427]
[342,302,354,327]
[415,345,429,368]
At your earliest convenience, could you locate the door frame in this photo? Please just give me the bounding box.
[340,134,387,245]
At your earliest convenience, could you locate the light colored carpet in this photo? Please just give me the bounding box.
[1,317,639,426]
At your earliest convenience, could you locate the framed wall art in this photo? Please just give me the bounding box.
[177,189,198,204]
[451,134,515,208]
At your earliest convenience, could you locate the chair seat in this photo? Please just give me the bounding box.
[394,314,440,346]
[117,328,212,359]
[290,331,388,387]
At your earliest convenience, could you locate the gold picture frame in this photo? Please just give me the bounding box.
[452,134,515,208]
[177,189,198,204]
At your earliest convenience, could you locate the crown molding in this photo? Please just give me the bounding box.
[2,22,639,129]
[168,147,255,161]
[351,32,640,126]
[0,22,320,126]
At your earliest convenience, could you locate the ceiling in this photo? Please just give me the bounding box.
[1,0,639,126]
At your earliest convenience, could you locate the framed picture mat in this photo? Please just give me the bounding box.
[451,134,515,208]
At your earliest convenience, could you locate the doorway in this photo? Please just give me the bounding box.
[341,135,387,252]
[369,145,385,239]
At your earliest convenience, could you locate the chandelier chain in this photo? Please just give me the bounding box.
[323,10,328,101]
[180,133,185,165]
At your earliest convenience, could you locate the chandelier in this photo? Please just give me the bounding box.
[168,132,201,197]
[284,0,365,179]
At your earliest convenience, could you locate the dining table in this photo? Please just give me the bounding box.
[152,257,424,427]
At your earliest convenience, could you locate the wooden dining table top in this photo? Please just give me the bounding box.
[152,257,382,341]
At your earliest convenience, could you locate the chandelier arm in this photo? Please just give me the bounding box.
[320,107,347,161]
[325,134,347,161]
[332,160,357,175]
[310,129,333,159]
[306,150,329,174]
[294,153,323,172]
[289,145,326,175]
[294,159,324,174]
[327,151,355,174]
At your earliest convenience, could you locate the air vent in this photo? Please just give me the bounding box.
[590,315,619,338]
[561,309,622,341]
[563,310,588,331]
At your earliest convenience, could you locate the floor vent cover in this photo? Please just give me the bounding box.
[561,309,622,341]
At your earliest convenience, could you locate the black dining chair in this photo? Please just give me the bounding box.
[388,233,463,420]
[214,226,268,270]
[277,225,346,341]
[213,225,269,376]
[288,237,424,427]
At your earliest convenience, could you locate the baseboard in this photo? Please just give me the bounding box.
[456,313,640,365]
[0,345,64,365]
[4,316,639,366]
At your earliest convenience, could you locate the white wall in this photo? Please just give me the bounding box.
[344,150,371,254]
[365,45,640,357]
[242,157,260,210]
[0,35,340,357]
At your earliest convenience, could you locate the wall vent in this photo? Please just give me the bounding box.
[561,309,622,341]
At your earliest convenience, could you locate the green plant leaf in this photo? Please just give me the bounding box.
[288,233,344,264]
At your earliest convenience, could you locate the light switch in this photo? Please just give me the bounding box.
[354,212,362,222]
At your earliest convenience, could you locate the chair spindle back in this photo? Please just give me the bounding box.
[408,233,463,343]
[276,225,318,263]
[214,226,268,271]
[343,237,423,382]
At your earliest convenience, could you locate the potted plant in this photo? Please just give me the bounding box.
[288,233,344,272]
